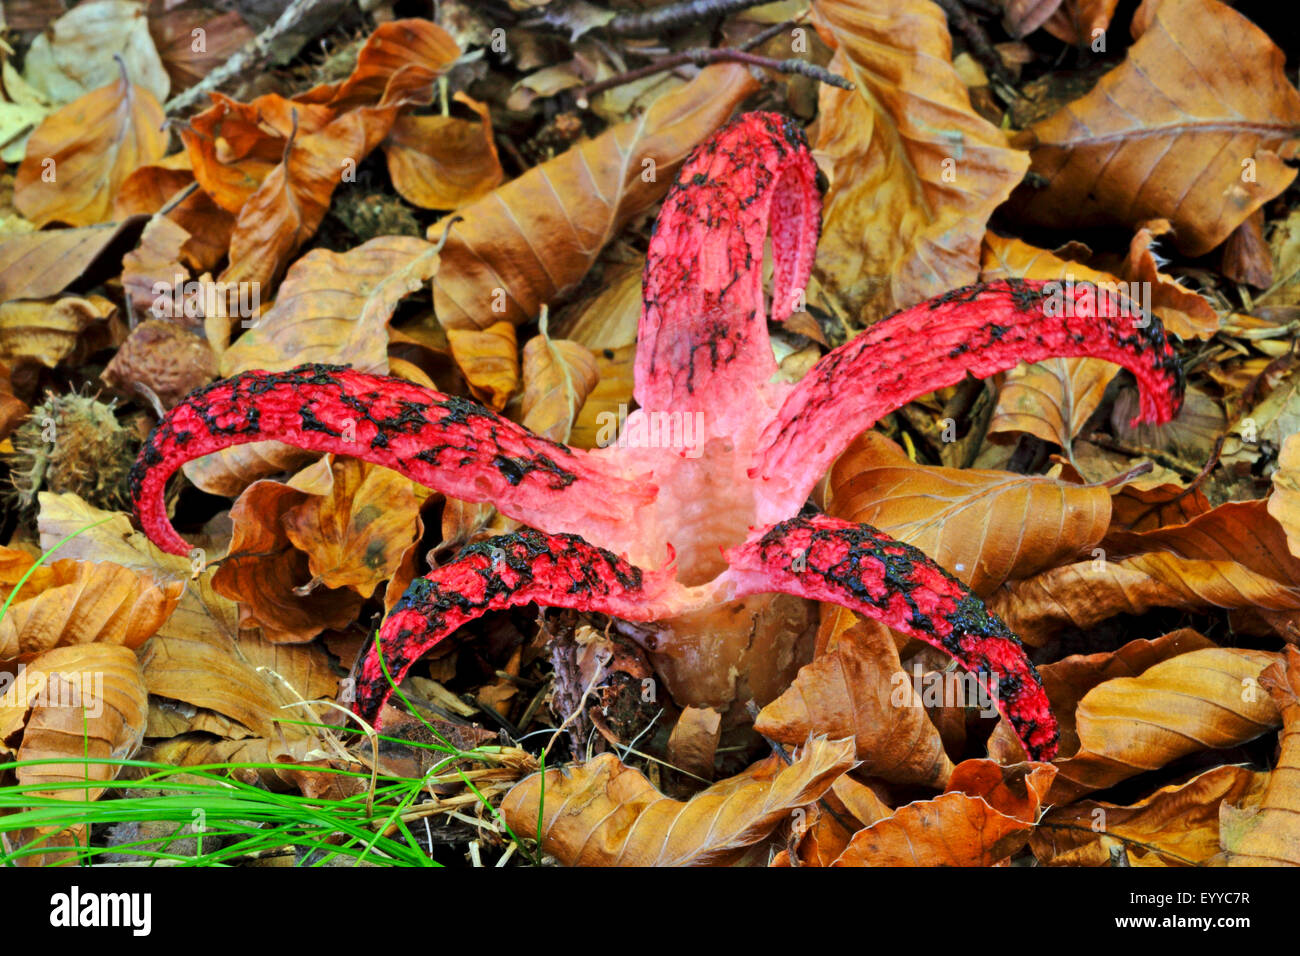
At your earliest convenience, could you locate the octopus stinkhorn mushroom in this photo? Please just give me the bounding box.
[129,112,1185,762]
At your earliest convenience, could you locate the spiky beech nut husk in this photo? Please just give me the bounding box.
[6,392,137,512]
[102,320,218,410]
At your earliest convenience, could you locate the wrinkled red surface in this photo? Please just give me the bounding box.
[129,364,652,557]
[130,111,1189,762]
[722,515,1057,760]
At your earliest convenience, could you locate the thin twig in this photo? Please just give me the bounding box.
[606,0,775,36]
[575,48,851,107]
[931,0,1011,84]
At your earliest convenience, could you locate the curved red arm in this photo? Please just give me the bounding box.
[635,111,822,419]
[129,364,653,556]
[721,514,1059,762]
[352,529,680,725]
[750,280,1186,524]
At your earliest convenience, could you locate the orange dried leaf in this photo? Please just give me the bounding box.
[15,68,167,226]
[501,736,856,866]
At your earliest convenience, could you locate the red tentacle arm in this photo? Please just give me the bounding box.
[750,279,1186,523]
[353,529,682,725]
[129,364,654,557]
[720,514,1059,761]
[634,111,822,419]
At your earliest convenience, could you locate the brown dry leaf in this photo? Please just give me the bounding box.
[1269,432,1300,558]
[182,442,317,499]
[36,492,238,646]
[0,294,116,368]
[211,477,365,643]
[1032,764,1265,866]
[22,0,169,104]
[0,361,29,440]
[0,643,148,866]
[147,4,255,94]
[14,66,167,227]
[991,501,1300,644]
[1122,220,1219,338]
[570,343,636,451]
[501,735,856,866]
[666,706,721,780]
[1043,647,1280,804]
[755,617,953,787]
[0,219,145,301]
[220,235,442,376]
[1109,479,1212,533]
[119,214,190,318]
[1219,645,1300,866]
[180,93,332,214]
[772,774,893,867]
[281,455,425,599]
[112,164,195,220]
[0,553,182,659]
[832,760,1055,866]
[1010,0,1300,257]
[552,261,641,350]
[828,432,1110,596]
[140,624,338,740]
[219,103,401,290]
[809,0,1029,324]
[520,330,599,442]
[432,63,757,329]
[384,93,503,210]
[447,320,518,410]
[987,628,1215,763]
[981,234,1127,447]
[294,19,460,111]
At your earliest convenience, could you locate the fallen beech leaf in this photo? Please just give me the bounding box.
[0,294,116,368]
[219,102,401,290]
[111,164,195,220]
[1033,765,1266,866]
[772,774,892,867]
[431,63,757,329]
[1219,645,1300,865]
[0,220,146,301]
[1109,479,1212,533]
[36,492,239,646]
[1010,0,1300,256]
[294,19,460,111]
[569,343,636,451]
[220,235,442,377]
[831,760,1054,866]
[810,0,1029,323]
[1045,647,1280,804]
[1221,210,1274,289]
[666,706,722,780]
[0,553,183,658]
[119,215,191,319]
[384,94,503,210]
[987,629,1216,764]
[991,501,1300,643]
[447,320,519,410]
[0,644,147,866]
[1269,432,1300,558]
[210,476,365,643]
[1041,0,1120,44]
[15,66,167,227]
[22,0,169,104]
[828,432,1110,595]
[552,261,641,350]
[980,235,1128,448]
[139,620,338,739]
[520,330,600,442]
[755,616,954,787]
[180,93,333,213]
[501,735,856,866]
[282,455,425,598]
[147,4,255,94]
[1122,220,1219,339]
